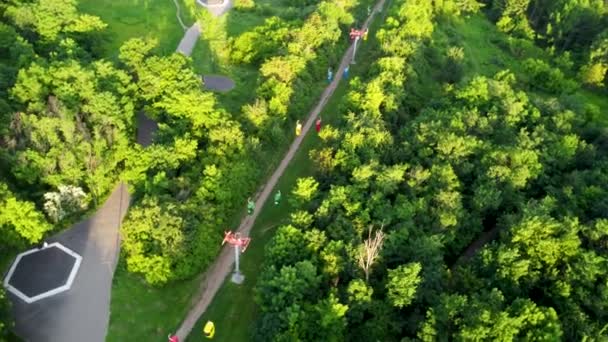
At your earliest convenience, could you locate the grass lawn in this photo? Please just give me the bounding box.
[78,0,194,58]
[189,35,260,114]
[452,16,520,77]
[186,17,387,342]
[106,264,201,341]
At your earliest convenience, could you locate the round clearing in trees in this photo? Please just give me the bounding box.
[202,75,235,92]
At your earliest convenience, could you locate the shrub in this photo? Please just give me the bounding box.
[43,185,88,223]
[440,46,465,84]
[579,62,607,87]
[0,288,12,340]
[230,18,291,66]
[553,50,574,71]
[0,183,52,248]
[120,197,184,285]
[507,37,537,59]
[523,58,578,94]
[289,177,320,209]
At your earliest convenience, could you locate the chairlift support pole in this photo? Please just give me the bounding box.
[234,244,241,276]
[352,36,360,64]
[222,231,250,284]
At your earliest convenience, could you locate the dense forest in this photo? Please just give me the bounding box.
[253,0,608,341]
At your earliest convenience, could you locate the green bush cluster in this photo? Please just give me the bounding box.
[523,58,578,93]
[0,183,52,249]
[254,0,438,339]
[233,0,255,10]
[0,0,130,332]
[230,17,292,65]
[115,37,250,282]
[1,0,131,238]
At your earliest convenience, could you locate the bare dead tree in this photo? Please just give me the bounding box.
[357,225,385,283]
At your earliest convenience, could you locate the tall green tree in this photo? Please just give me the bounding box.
[4,0,106,43]
[419,289,563,340]
[6,59,133,200]
[0,183,52,248]
[386,262,422,308]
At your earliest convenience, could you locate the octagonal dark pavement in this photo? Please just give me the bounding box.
[8,183,130,342]
[8,246,76,298]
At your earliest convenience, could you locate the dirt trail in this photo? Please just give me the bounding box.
[175,0,387,339]
[450,226,501,272]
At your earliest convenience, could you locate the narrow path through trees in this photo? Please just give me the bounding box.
[174,0,388,339]
[449,226,501,272]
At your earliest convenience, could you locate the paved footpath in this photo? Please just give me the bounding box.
[10,183,129,342]
[175,0,387,339]
[176,23,201,56]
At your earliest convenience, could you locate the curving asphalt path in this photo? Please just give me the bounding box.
[176,22,202,56]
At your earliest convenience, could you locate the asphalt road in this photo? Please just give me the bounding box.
[10,183,130,342]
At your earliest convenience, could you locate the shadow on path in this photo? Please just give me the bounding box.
[136,112,159,148]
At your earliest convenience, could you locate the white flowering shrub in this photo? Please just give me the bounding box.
[44,185,88,222]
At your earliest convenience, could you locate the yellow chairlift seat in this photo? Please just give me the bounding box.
[204,321,215,339]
